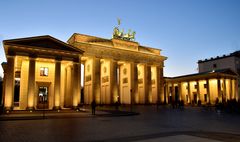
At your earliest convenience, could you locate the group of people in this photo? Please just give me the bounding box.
[171,100,184,109]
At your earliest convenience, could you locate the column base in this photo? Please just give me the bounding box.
[53,106,61,110]
[26,107,35,112]
[4,107,13,113]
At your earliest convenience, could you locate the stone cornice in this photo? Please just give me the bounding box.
[6,45,80,62]
[165,73,237,83]
[72,42,166,67]
[68,33,163,56]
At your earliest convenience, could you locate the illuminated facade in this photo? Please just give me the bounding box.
[165,69,238,105]
[68,33,166,105]
[2,36,83,110]
[2,33,167,110]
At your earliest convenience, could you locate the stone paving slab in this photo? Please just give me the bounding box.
[135,135,222,142]
[1,106,240,142]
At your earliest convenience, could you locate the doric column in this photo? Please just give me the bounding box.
[72,61,81,109]
[206,79,210,103]
[147,65,152,103]
[27,57,36,110]
[134,63,138,104]
[65,65,72,107]
[223,79,227,102]
[53,59,61,110]
[155,66,160,103]
[117,63,121,102]
[155,65,164,103]
[172,83,175,102]
[93,57,101,103]
[217,78,221,102]
[187,81,191,104]
[130,62,137,104]
[230,79,233,100]
[159,67,164,103]
[3,56,15,111]
[1,63,7,108]
[110,60,118,103]
[178,82,182,101]
[144,64,151,104]
[165,82,169,104]
[234,79,238,101]
[196,80,200,101]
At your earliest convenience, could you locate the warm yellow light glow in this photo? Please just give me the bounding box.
[36,58,55,62]
[28,95,34,108]
[148,94,152,103]
[55,96,60,107]
[4,92,12,108]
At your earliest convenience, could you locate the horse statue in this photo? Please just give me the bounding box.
[112,19,136,41]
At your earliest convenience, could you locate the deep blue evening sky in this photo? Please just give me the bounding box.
[0,0,239,77]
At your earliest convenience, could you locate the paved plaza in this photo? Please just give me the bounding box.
[0,106,240,142]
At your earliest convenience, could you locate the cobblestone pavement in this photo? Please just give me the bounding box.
[0,106,240,142]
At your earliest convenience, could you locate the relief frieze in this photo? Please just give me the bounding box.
[85,75,91,82]
[123,77,128,84]
[102,76,109,83]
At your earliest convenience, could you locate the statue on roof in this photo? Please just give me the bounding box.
[112,19,136,41]
[117,18,121,26]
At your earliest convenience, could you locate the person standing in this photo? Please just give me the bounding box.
[91,100,96,115]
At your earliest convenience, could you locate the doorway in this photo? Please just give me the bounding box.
[37,86,48,109]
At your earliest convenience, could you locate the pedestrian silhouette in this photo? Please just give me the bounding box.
[91,100,96,115]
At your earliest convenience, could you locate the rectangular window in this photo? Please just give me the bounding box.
[40,67,48,76]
